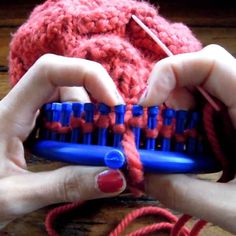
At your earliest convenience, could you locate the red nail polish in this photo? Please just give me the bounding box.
[97,170,124,193]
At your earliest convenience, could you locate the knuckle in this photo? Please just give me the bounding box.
[90,61,107,77]
[35,53,55,68]
[203,44,229,56]
[91,61,104,70]
[34,53,57,78]
[146,175,182,210]
[59,169,82,202]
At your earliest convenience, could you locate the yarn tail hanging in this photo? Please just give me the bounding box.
[45,201,84,236]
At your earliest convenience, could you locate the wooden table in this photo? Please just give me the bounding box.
[0,0,235,235]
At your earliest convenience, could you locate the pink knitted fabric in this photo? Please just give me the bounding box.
[9,0,201,106]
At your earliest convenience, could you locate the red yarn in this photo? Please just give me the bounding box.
[45,121,71,133]
[82,123,94,134]
[70,116,84,128]
[175,133,187,143]
[45,201,84,236]
[109,206,189,236]
[160,125,173,139]
[113,124,126,134]
[171,215,192,236]
[45,121,62,131]
[96,115,111,129]
[203,103,230,182]
[121,130,144,196]
[187,129,198,139]
[129,116,145,129]
[145,128,159,139]
[9,0,201,98]
[189,220,207,236]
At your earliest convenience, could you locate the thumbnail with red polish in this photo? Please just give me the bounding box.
[97,169,124,193]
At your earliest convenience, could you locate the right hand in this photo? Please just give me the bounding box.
[140,45,236,234]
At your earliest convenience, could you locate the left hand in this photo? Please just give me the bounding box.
[0,54,126,228]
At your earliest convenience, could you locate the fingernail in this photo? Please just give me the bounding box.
[96,169,125,193]
[138,87,148,104]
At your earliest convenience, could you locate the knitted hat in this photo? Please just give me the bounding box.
[9,0,201,105]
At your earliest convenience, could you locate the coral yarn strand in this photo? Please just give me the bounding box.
[175,133,187,143]
[45,121,72,134]
[109,207,190,236]
[145,128,159,139]
[96,115,110,128]
[45,201,84,236]
[70,116,84,128]
[190,220,207,236]
[45,121,62,131]
[171,215,192,236]
[127,222,173,236]
[203,103,229,182]
[82,123,94,133]
[129,116,144,129]
[121,129,144,188]
[161,125,173,139]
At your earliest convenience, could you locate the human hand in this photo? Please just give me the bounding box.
[0,54,126,228]
[140,45,236,233]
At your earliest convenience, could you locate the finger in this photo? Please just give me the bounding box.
[165,87,196,110]
[0,167,126,222]
[1,54,124,126]
[145,174,236,234]
[59,86,91,103]
[0,137,27,171]
[139,45,236,126]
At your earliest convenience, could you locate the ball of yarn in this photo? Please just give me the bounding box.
[9,0,202,105]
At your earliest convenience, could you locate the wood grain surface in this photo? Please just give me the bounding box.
[0,0,235,235]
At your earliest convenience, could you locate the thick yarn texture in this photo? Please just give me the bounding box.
[9,0,207,235]
[9,0,202,96]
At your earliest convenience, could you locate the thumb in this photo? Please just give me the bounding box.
[0,167,126,222]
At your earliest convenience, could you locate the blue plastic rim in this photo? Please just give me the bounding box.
[31,140,221,173]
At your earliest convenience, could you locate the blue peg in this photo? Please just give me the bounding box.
[132,105,143,148]
[161,108,175,151]
[98,103,111,146]
[43,103,52,139]
[51,103,62,141]
[59,102,72,142]
[175,110,188,152]
[71,103,84,143]
[83,103,95,144]
[113,104,126,147]
[146,106,158,150]
[187,112,200,155]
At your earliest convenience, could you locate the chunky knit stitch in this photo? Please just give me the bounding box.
[9,0,201,99]
[9,0,205,235]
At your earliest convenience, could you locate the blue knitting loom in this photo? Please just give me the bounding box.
[30,102,221,173]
